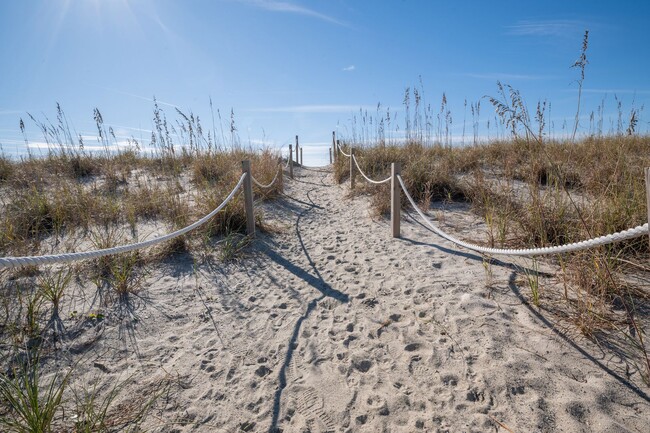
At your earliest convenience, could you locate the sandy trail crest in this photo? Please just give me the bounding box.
[59,165,649,433]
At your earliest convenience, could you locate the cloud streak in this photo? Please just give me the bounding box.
[506,20,587,37]
[342,65,355,72]
[0,110,25,116]
[108,89,180,109]
[249,104,375,114]
[578,88,650,95]
[244,0,348,27]
[464,72,555,81]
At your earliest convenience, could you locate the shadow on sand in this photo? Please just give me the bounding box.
[403,204,650,402]
[265,172,349,432]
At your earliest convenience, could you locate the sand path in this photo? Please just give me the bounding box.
[72,165,649,432]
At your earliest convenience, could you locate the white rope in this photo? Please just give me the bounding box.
[352,154,391,184]
[0,174,248,269]
[252,166,281,189]
[397,175,649,257]
[284,157,291,169]
[337,142,351,158]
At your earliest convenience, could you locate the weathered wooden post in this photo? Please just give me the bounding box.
[289,144,294,179]
[646,168,650,248]
[278,157,284,193]
[329,147,332,164]
[295,135,299,164]
[350,148,356,189]
[300,147,303,166]
[391,162,401,238]
[332,131,337,162]
[242,160,255,236]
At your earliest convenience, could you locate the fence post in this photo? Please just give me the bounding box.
[300,147,303,166]
[289,145,294,179]
[332,131,336,162]
[329,147,332,164]
[350,148,356,189]
[278,157,284,193]
[336,140,341,159]
[242,160,255,237]
[646,168,650,248]
[391,162,401,238]
[295,135,299,164]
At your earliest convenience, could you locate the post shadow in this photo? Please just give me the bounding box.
[267,176,349,432]
[507,272,650,403]
[401,205,649,400]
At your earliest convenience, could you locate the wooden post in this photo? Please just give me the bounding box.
[278,157,284,193]
[646,168,650,248]
[336,140,341,160]
[391,162,401,238]
[332,131,336,162]
[329,147,332,164]
[295,135,299,164]
[289,145,294,179]
[349,148,356,189]
[300,147,303,166]
[242,160,255,236]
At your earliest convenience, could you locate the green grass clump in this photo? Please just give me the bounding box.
[0,355,70,433]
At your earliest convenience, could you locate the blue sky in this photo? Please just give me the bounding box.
[1,0,649,164]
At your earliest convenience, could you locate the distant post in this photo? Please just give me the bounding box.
[329,148,332,164]
[278,157,284,192]
[350,148,356,189]
[242,160,255,236]
[332,131,337,162]
[300,147,303,166]
[646,168,650,248]
[289,145,294,179]
[391,162,401,238]
[295,135,299,164]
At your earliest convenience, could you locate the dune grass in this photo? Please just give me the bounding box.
[0,104,287,432]
[338,135,650,384]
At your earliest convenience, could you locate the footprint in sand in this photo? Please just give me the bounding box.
[293,387,336,433]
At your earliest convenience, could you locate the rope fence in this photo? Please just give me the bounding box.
[397,174,649,256]
[337,140,351,158]
[3,130,649,268]
[0,153,288,269]
[332,131,650,257]
[0,173,248,269]
[252,165,282,189]
[352,154,391,185]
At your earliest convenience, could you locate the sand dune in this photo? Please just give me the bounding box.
[44,165,649,432]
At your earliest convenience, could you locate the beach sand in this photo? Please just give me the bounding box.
[41,165,649,432]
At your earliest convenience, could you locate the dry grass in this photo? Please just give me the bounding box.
[0,141,285,433]
[0,105,287,430]
[339,135,650,383]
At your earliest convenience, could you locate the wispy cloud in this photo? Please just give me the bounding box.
[249,104,374,114]
[0,110,25,116]
[243,0,348,27]
[464,72,555,81]
[506,20,587,37]
[577,88,650,95]
[108,89,180,109]
[342,65,355,72]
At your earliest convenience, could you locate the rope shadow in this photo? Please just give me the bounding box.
[292,177,334,188]
[267,172,349,432]
[258,244,347,302]
[507,272,650,403]
[400,209,550,277]
[402,205,649,401]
